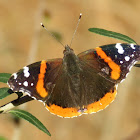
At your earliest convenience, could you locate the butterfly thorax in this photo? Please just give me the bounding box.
[63,45,81,76]
[62,45,81,102]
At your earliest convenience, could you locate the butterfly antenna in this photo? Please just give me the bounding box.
[70,13,82,47]
[40,23,65,48]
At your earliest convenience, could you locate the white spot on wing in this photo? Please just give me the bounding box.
[115,43,124,54]
[19,83,21,85]
[131,54,134,57]
[13,73,17,79]
[120,61,123,64]
[23,66,30,78]
[31,83,34,86]
[125,56,130,61]
[23,81,28,87]
[130,44,135,49]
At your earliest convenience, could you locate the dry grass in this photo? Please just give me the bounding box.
[0,0,140,140]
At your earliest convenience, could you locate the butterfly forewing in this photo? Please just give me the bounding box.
[8,59,62,101]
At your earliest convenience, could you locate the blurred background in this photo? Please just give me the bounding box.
[0,0,140,140]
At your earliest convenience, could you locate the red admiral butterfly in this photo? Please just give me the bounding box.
[7,42,140,118]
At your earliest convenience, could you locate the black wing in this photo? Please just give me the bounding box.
[8,59,63,101]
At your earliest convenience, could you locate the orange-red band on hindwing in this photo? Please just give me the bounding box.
[46,105,81,118]
[96,47,121,80]
[36,60,48,98]
[46,86,117,118]
[84,86,117,114]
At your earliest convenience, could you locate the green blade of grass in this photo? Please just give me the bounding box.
[0,136,7,140]
[0,88,13,100]
[8,109,51,136]
[0,73,11,83]
[88,28,137,44]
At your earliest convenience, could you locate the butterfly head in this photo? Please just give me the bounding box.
[63,45,74,56]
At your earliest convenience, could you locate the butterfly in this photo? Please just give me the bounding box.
[7,43,140,118]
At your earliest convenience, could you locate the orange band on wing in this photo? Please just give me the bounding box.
[46,86,117,117]
[84,86,117,114]
[36,60,48,98]
[46,104,81,118]
[96,47,121,80]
